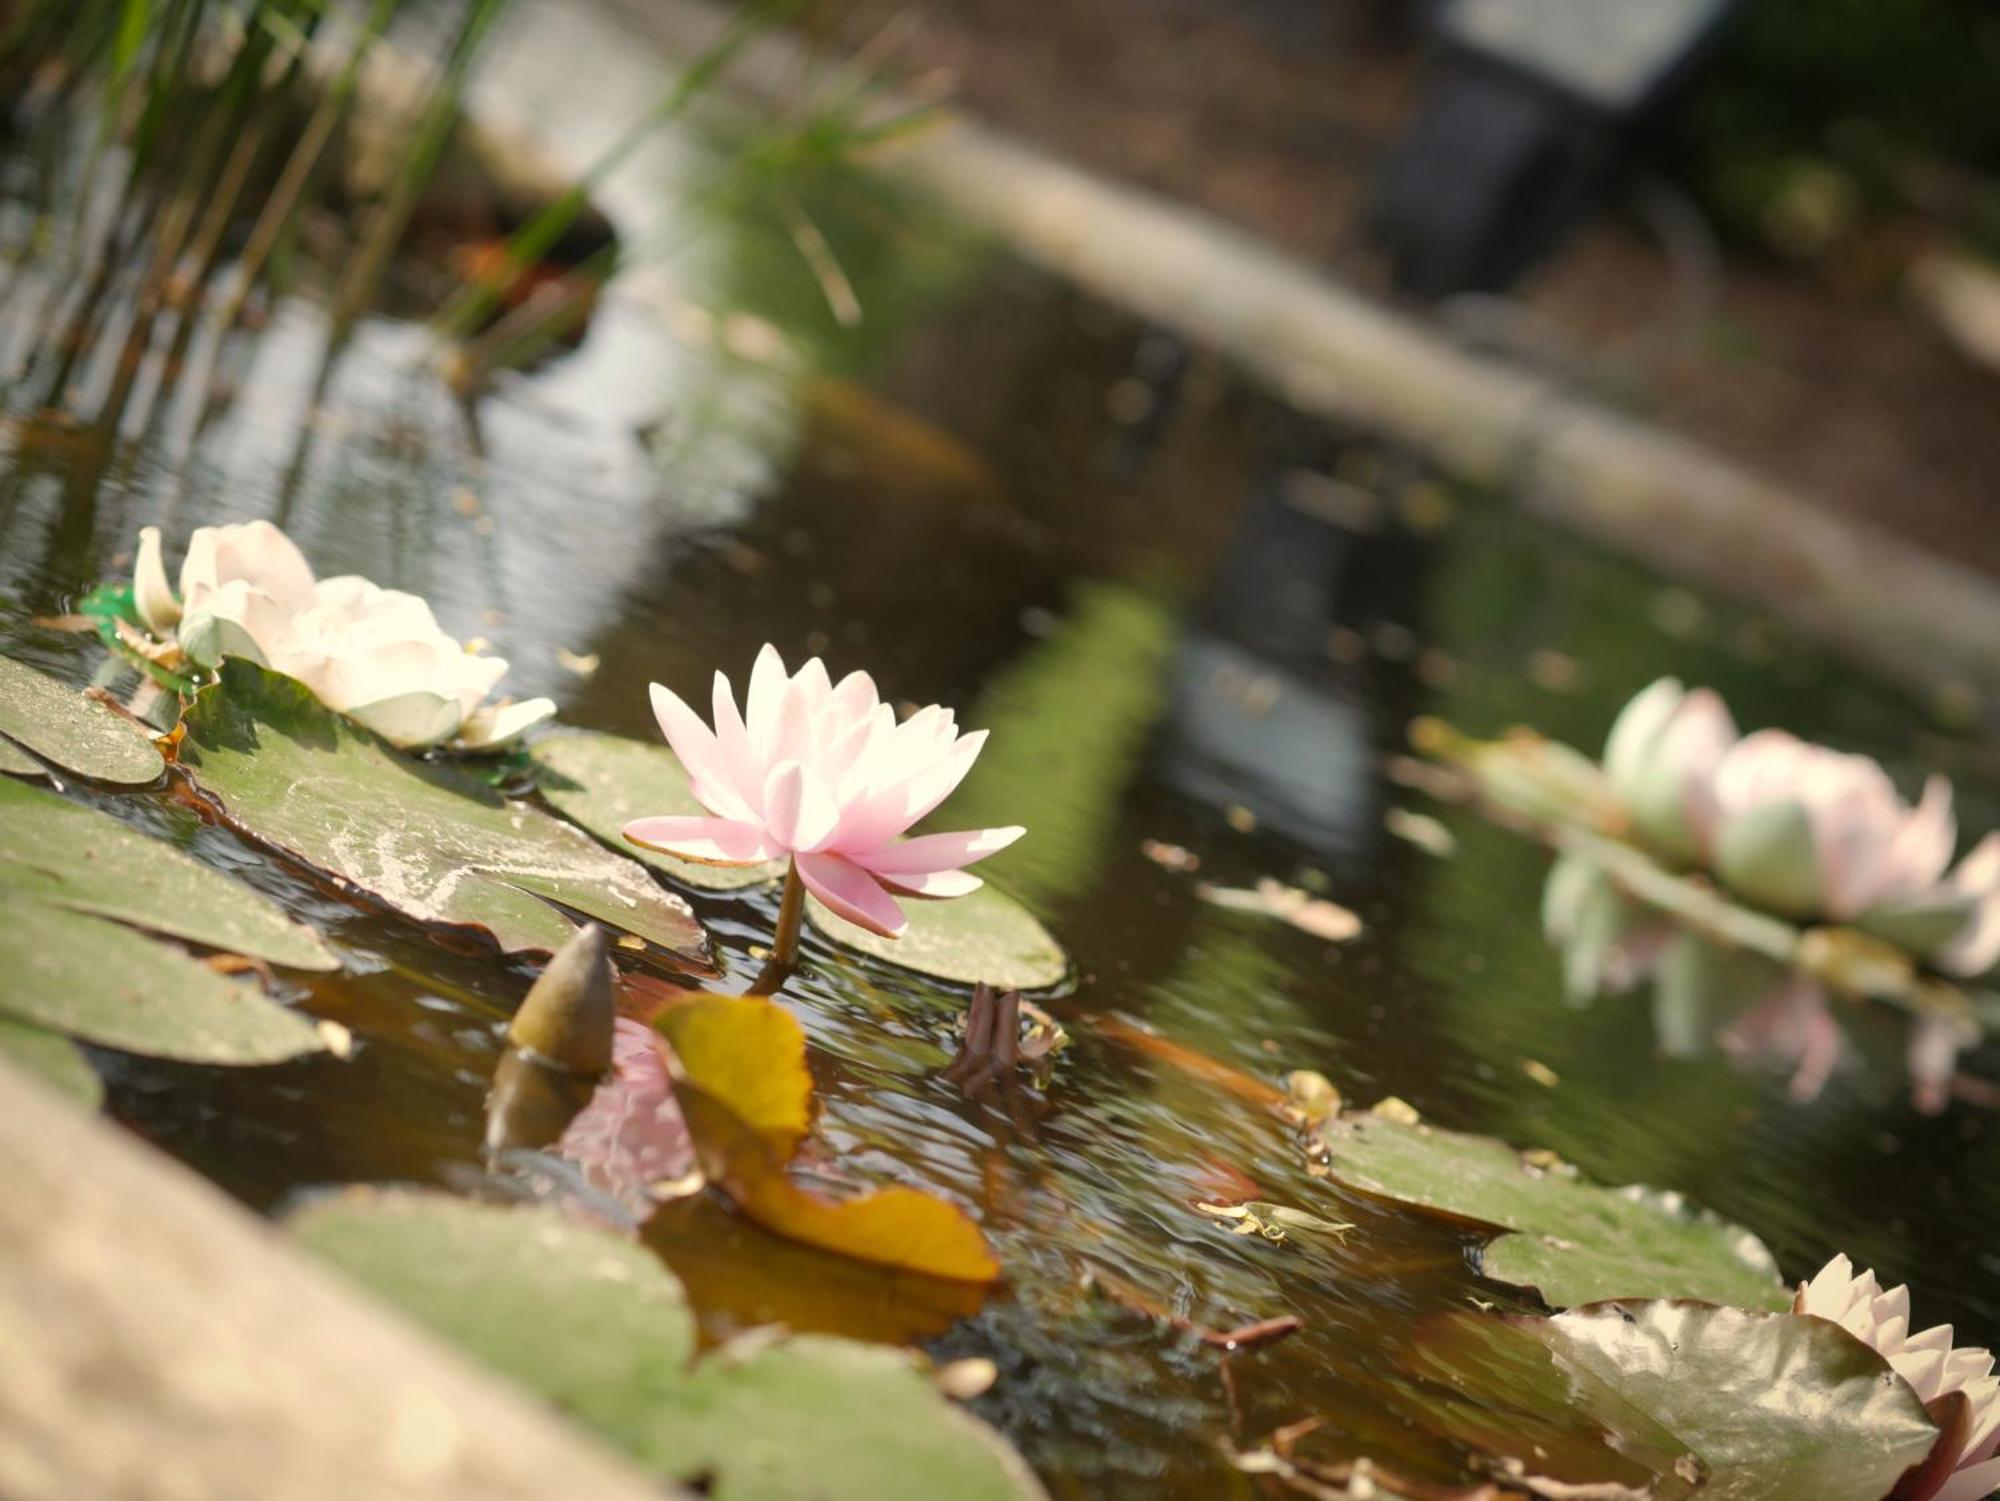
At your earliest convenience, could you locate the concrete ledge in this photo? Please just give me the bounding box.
[0,1061,673,1501]
[597,0,2000,716]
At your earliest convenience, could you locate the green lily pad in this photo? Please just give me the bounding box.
[0,654,164,786]
[293,1191,1044,1501]
[1413,1302,1939,1501]
[809,884,1068,992]
[1313,1108,1787,1310]
[0,900,326,1064]
[0,778,337,971]
[531,730,780,892]
[0,736,44,778]
[179,663,709,962]
[0,1018,103,1108]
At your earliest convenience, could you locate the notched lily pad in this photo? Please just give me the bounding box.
[1312,1107,1787,1310]
[532,730,780,892]
[809,884,1069,992]
[0,778,336,970]
[0,654,164,785]
[0,900,325,1064]
[293,1191,1043,1500]
[0,1017,103,1108]
[179,663,709,963]
[1411,1302,1940,1501]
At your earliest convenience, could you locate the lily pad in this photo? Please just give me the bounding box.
[1313,1107,1787,1310]
[532,730,780,892]
[293,1191,1043,1500]
[0,778,336,971]
[1413,1302,1940,1501]
[179,662,708,962]
[1534,1301,1939,1499]
[809,884,1068,992]
[0,654,164,785]
[0,899,326,1064]
[0,736,43,778]
[0,1018,102,1108]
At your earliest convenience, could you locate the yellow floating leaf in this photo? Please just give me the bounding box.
[678,1085,1000,1285]
[656,995,813,1158]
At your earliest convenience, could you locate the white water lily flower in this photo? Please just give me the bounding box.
[1602,677,1737,865]
[130,521,553,752]
[1795,1254,2000,1501]
[1690,729,1998,976]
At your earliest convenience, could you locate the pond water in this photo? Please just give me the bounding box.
[2,23,1997,1496]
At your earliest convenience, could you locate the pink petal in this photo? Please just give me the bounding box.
[711,670,764,814]
[797,851,907,938]
[830,669,878,720]
[745,644,788,759]
[825,701,896,802]
[897,728,990,827]
[556,1017,695,1221]
[761,761,839,853]
[856,825,1025,876]
[649,682,752,822]
[1887,775,1958,898]
[833,729,989,852]
[1935,1457,2000,1501]
[622,815,777,865]
[792,656,832,713]
[767,673,820,771]
[875,868,983,898]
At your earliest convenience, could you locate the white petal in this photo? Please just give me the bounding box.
[133,526,181,634]
[344,690,465,748]
[453,697,556,752]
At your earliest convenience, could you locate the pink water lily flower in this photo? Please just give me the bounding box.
[1601,677,1737,865]
[1691,729,1999,976]
[623,644,1023,942]
[1795,1254,2000,1501]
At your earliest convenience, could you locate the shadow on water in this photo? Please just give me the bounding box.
[3,33,1998,1497]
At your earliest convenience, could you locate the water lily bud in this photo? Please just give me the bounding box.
[508,924,615,1075]
[484,1047,598,1157]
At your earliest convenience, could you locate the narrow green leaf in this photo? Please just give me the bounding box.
[0,901,325,1064]
[0,778,336,970]
[0,1018,103,1108]
[0,655,163,786]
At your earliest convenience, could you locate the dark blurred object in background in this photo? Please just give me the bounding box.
[1370,0,1741,297]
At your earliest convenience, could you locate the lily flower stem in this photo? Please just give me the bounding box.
[750,859,808,994]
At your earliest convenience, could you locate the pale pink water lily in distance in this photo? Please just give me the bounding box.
[1598,679,2000,979]
[622,644,1023,942]
[1795,1254,2000,1501]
